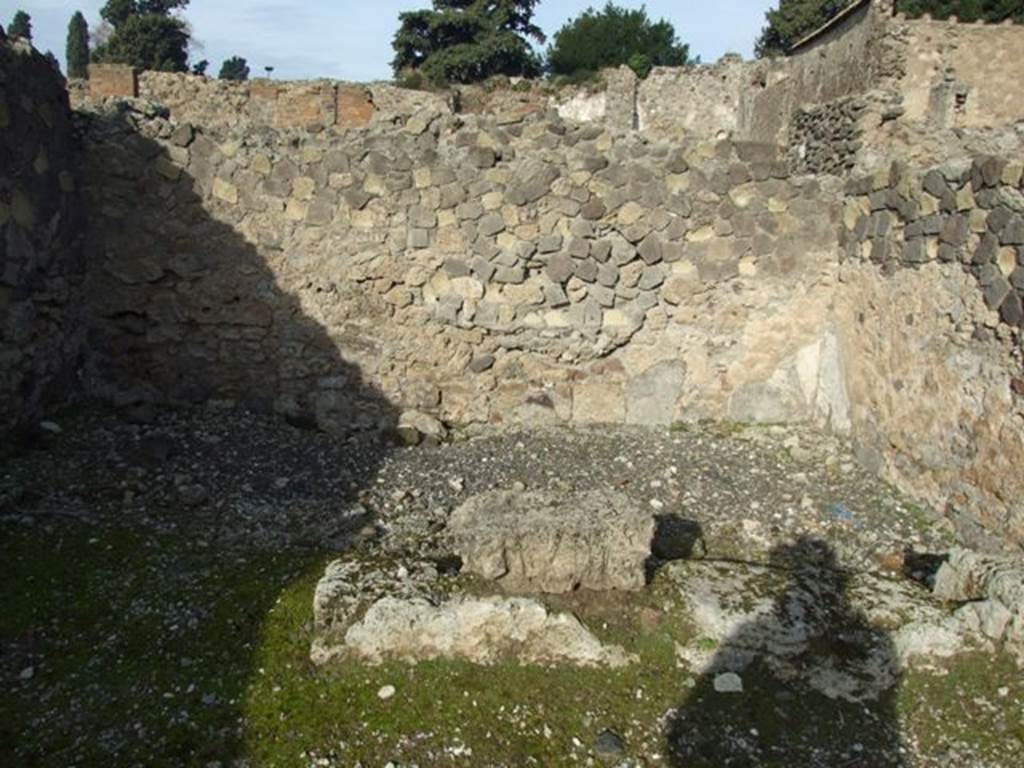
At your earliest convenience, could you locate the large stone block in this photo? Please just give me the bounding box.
[449,489,656,593]
[626,361,684,426]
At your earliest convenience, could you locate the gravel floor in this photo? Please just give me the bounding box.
[1,403,1017,768]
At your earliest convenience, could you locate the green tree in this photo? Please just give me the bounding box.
[218,55,250,81]
[546,3,689,79]
[392,0,545,85]
[93,0,191,72]
[755,0,852,57]
[67,12,90,79]
[191,58,208,75]
[899,0,1024,22]
[101,0,139,27]
[7,10,32,40]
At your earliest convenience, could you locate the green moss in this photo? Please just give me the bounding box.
[897,653,1024,757]
[2,518,1019,767]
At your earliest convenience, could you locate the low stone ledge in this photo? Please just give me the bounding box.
[309,553,634,668]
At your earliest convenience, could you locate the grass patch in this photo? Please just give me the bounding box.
[2,518,1020,767]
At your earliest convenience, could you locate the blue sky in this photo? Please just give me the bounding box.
[7,1,775,80]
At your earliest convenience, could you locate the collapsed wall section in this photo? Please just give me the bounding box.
[0,38,84,444]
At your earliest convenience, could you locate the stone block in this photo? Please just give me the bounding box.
[478,212,505,237]
[276,84,334,129]
[408,228,430,249]
[573,378,625,423]
[212,178,238,205]
[449,489,655,592]
[625,361,683,426]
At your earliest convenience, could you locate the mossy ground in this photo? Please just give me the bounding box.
[0,406,1018,766]
[2,517,1022,767]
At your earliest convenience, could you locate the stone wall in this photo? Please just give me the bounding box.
[0,38,84,444]
[788,96,868,175]
[638,57,748,140]
[739,0,891,148]
[841,156,1024,323]
[894,15,1024,130]
[838,155,1024,549]
[68,3,1024,171]
[78,101,844,435]
[133,71,451,131]
[88,63,138,100]
[556,2,1024,169]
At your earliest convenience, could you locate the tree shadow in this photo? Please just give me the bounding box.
[666,537,910,768]
[3,103,403,765]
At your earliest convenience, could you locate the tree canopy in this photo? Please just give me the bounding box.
[93,0,191,72]
[219,56,250,81]
[67,12,90,79]
[392,0,545,84]
[7,10,32,40]
[755,0,849,58]
[546,3,690,79]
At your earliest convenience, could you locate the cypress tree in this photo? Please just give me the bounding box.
[7,10,32,40]
[67,11,90,79]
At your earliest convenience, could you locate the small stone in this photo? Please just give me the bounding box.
[545,254,575,284]
[593,729,626,763]
[18,666,34,681]
[581,198,607,220]
[714,672,743,693]
[469,146,497,169]
[39,420,62,434]
[377,684,396,700]
[468,354,495,373]
[478,212,506,237]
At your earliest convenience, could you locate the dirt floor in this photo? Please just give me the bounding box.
[1,403,1021,767]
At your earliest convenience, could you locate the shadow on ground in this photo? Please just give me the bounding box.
[666,537,909,767]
